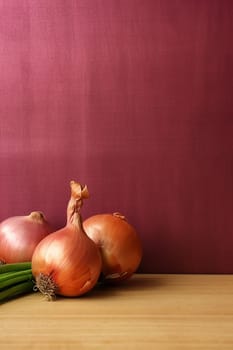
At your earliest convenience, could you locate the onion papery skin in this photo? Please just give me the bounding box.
[83,213,143,283]
[32,181,102,299]
[32,222,102,298]
[0,212,54,264]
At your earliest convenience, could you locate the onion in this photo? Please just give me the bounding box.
[31,181,102,299]
[83,212,143,283]
[0,212,54,264]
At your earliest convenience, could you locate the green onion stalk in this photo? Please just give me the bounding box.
[0,262,35,303]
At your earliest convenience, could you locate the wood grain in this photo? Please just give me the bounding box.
[1,274,233,349]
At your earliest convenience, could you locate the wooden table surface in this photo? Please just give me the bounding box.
[1,274,233,349]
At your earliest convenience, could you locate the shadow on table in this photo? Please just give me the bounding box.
[77,273,167,300]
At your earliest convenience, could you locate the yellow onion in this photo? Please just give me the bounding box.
[31,181,102,299]
[83,212,143,283]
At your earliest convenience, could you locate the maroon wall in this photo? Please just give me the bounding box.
[0,0,233,273]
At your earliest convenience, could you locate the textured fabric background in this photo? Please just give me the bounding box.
[0,0,232,273]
